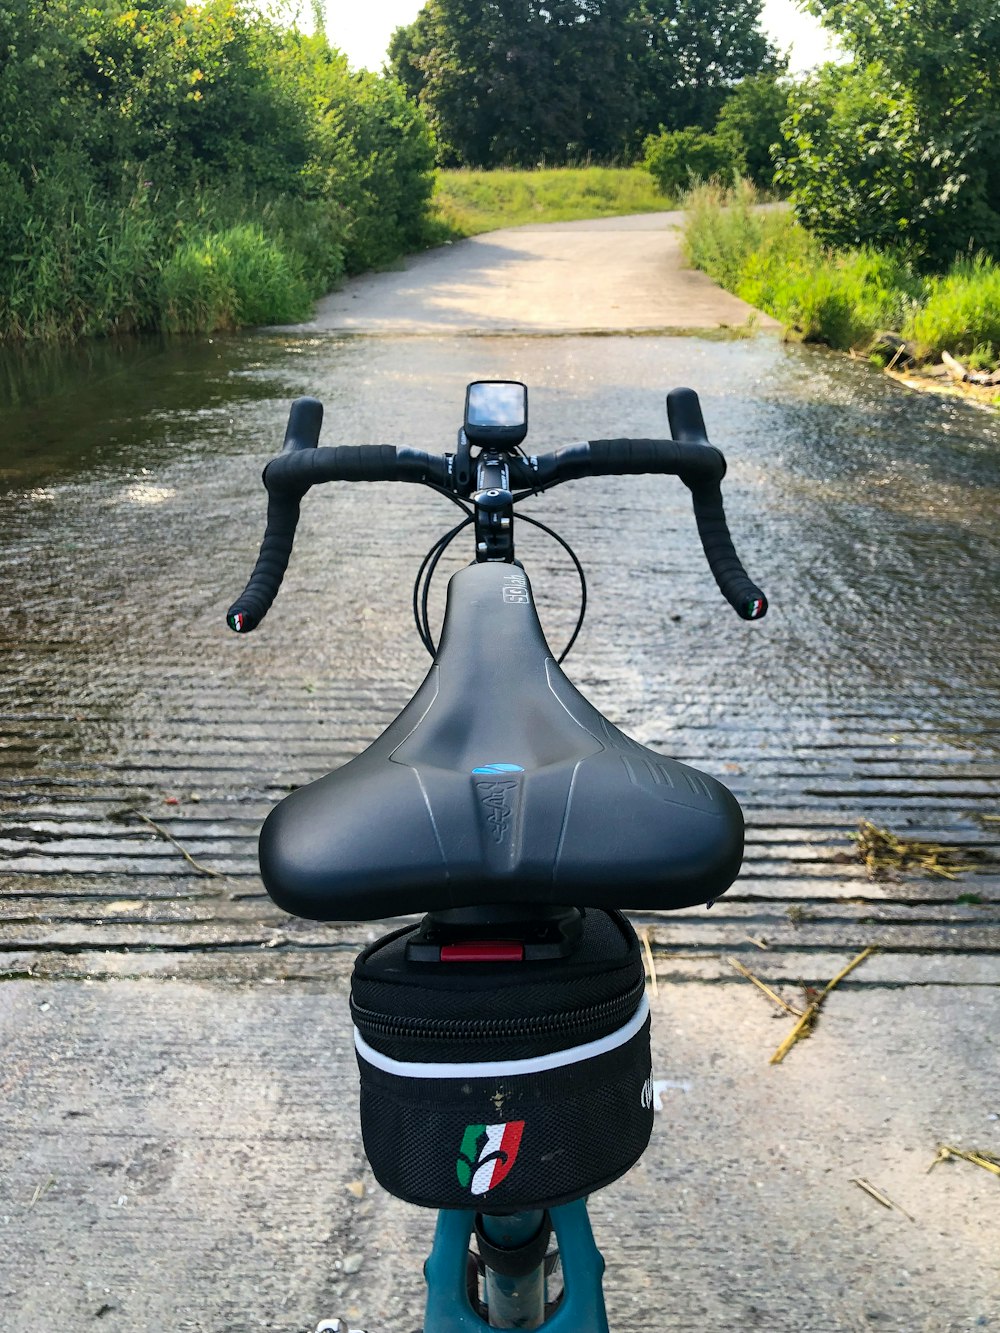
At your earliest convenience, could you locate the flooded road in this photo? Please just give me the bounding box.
[1,324,998,938]
[1,323,999,1332]
[1,330,997,756]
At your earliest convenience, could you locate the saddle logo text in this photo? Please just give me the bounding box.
[471,765,523,845]
[456,1121,525,1195]
[475,778,517,842]
[502,571,530,604]
[640,1074,654,1109]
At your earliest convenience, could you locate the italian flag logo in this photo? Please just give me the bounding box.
[456,1121,525,1195]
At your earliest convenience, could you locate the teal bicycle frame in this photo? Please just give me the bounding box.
[423,1199,609,1331]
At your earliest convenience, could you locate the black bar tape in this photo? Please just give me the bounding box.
[514,440,724,489]
[690,482,768,620]
[226,490,301,633]
[226,397,321,633]
[669,389,766,620]
[227,441,449,633]
[511,442,590,486]
[263,445,448,496]
[281,396,323,453]
[587,437,726,485]
[262,445,399,495]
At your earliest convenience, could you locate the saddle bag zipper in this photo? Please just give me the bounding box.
[351,974,646,1044]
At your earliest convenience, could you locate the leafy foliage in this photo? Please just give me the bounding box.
[0,0,437,340]
[643,73,788,196]
[775,63,943,255]
[684,180,923,347]
[158,223,311,332]
[784,0,1000,261]
[714,73,790,188]
[902,257,1000,358]
[389,0,779,167]
[631,0,780,134]
[683,180,1000,361]
[644,128,738,195]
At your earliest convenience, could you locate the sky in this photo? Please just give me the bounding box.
[322,0,840,74]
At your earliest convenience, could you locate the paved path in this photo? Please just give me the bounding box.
[294,213,780,335]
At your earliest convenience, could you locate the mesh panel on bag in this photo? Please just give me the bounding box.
[358,1018,653,1210]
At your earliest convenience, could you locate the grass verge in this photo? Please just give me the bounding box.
[683,181,1000,385]
[432,166,675,236]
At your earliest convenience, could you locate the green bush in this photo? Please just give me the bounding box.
[0,155,162,339]
[683,181,925,351]
[714,74,790,190]
[158,224,310,333]
[0,2,437,342]
[780,1,1000,265]
[774,61,993,266]
[683,179,777,292]
[265,197,350,298]
[644,128,737,196]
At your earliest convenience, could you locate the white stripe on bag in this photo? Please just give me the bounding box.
[354,994,650,1080]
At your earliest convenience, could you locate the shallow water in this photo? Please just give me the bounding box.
[0,330,998,780]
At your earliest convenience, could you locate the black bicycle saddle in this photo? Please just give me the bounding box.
[259,562,744,920]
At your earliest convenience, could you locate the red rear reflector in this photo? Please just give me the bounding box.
[439,941,525,963]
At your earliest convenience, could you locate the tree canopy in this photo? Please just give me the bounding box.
[780,0,1000,260]
[389,0,779,166]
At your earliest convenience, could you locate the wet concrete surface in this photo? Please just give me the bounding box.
[1,301,1000,1330]
[288,213,780,335]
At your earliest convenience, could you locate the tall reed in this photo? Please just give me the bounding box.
[158,225,311,334]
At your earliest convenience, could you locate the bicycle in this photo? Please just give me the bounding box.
[226,381,767,1333]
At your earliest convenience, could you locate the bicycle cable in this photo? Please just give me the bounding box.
[411,501,588,664]
[412,515,474,655]
[515,511,588,664]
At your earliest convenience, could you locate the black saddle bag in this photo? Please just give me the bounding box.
[351,909,653,1212]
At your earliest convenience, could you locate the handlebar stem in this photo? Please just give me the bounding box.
[472,452,515,562]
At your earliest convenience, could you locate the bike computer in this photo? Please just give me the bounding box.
[464,381,528,450]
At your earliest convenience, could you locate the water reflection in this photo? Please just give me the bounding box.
[0,334,308,487]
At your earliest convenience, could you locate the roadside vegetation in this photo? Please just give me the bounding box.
[662,0,1000,392]
[684,182,1000,385]
[432,167,674,236]
[0,0,436,343]
[6,0,998,373]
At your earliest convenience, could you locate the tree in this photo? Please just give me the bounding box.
[59,0,313,193]
[714,72,790,187]
[776,62,942,253]
[630,0,780,134]
[390,0,640,166]
[791,0,1000,259]
[0,0,439,339]
[390,0,556,166]
[389,0,778,166]
[0,0,79,177]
